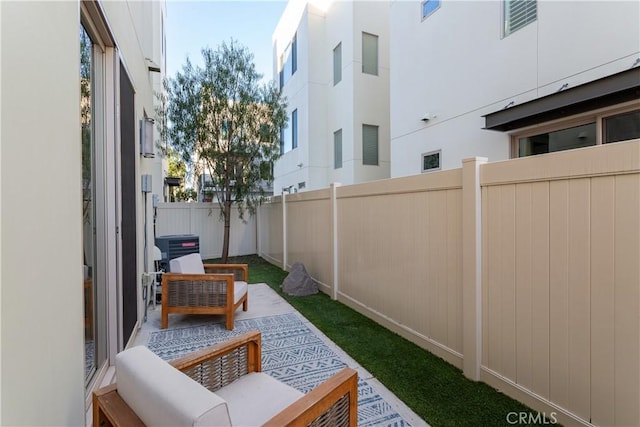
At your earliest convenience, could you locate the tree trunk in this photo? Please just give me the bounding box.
[221,200,231,263]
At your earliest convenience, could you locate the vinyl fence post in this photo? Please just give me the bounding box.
[282,189,287,271]
[331,182,341,300]
[255,203,261,257]
[462,157,486,381]
[189,202,196,235]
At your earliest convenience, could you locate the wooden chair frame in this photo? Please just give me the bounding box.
[93,331,358,427]
[161,263,249,330]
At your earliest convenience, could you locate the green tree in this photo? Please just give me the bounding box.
[167,148,187,180]
[162,40,287,262]
[166,149,197,202]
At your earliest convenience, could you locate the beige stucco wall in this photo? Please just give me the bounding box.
[100,0,164,283]
[1,1,165,424]
[1,1,86,425]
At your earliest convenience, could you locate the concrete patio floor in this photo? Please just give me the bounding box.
[133,283,428,427]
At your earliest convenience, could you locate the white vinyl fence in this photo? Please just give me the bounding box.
[155,203,257,259]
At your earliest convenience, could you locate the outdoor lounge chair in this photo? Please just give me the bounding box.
[93,331,358,426]
[161,253,249,330]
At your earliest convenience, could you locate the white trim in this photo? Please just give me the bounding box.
[104,46,120,368]
[114,50,124,353]
[80,9,120,400]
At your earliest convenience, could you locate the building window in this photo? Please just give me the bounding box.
[517,122,596,157]
[362,32,378,75]
[333,42,342,85]
[281,109,297,154]
[604,109,640,143]
[511,105,640,158]
[279,33,297,89]
[292,33,297,74]
[334,129,342,169]
[291,109,298,149]
[504,0,537,36]
[421,150,441,172]
[362,124,379,165]
[422,0,440,20]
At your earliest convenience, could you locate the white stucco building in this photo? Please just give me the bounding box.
[273,0,391,193]
[390,0,640,176]
[274,0,639,187]
[1,1,166,424]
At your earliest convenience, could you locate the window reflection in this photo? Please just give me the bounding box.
[604,109,640,143]
[279,33,297,89]
[518,123,596,157]
[80,24,96,382]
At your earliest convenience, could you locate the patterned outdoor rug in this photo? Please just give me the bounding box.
[147,313,412,427]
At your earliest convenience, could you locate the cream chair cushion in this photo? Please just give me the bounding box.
[116,346,232,427]
[233,282,249,304]
[170,253,248,304]
[216,372,304,426]
[170,253,205,274]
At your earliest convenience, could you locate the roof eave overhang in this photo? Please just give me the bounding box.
[483,67,640,132]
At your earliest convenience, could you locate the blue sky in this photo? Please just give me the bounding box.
[166,1,288,85]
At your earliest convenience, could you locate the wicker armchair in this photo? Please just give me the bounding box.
[161,254,249,330]
[93,331,358,427]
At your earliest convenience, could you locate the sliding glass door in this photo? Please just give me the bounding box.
[80,17,112,389]
[80,23,98,383]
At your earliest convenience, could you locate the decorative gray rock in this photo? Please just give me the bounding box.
[282,262,319,296]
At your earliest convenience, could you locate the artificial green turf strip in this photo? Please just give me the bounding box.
[209,255,556,427]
